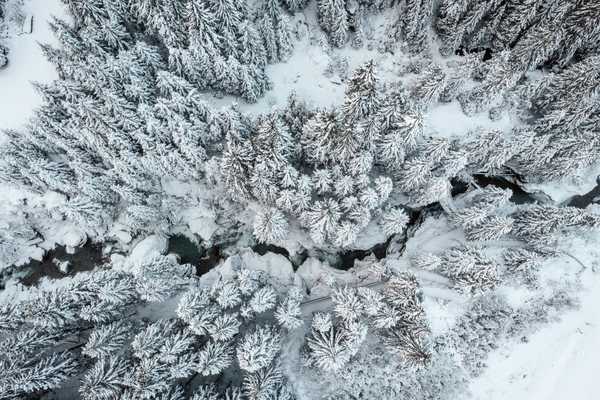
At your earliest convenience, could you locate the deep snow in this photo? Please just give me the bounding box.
[470,269,600,400]
[0,0,67,134]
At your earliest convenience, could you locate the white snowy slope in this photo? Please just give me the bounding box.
[0,0,67,134]
[470,263,600,400]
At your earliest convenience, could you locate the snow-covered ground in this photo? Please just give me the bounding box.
[470,269,600,400]
[523,165,600,205]
[0,0,66,133]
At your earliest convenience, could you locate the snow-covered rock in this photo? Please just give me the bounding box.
[110,253,127,267]
[188,216,218,242]
[180,203,219,241]
[112,225,133,244]
[240,250,295,288]
[53,258,71,274]
[62,229,87,249]
[404,215,465,257]
[28,247,45,262]
[200,249,296,291]
[296,257,353,298]
[128,235,168,267]
[349,222,387,250]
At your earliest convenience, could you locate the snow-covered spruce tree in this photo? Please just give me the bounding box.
[448,186,518,242]
[301,110,351,165]
[380,207,409,236]
[458,51,525,116]
[256,0,294,63]
[282,0,308,12]
[510,55,600,181]
[0,263,309,398]
[435,0,501,55]
[411,64,449,107]
[225,62,513,248]
[376,90,425,172]
[464,215,514,242]
[0,44,7,68]
[305,273,430,374]
[0,0,304,249]
[448,186,512,229]
[282,91,314,139]
[342,59,380,123]
[0,254,193,399]
[174,268,298,397]
[502,247,544,284]
[491,0,544,51]
[317,0,349,47]
[438,246,499,293]
[387,0,433,54]
[460,127,534,176]
[222,131,256,201]
[429,0,600,120]
[253,207,290,244]
[253,112,295,175]
[0,206,41,274]
[221,63,427,248]
[511,205,600,244]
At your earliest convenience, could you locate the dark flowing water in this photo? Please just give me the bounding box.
[18,241,105,287]
[566,178,600,209]
[7,173,595,288]
[167,234,221,276]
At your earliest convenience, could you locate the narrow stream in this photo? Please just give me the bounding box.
[17,241,105,287]
[7,174,596,288]
[566,178,600,209]
[167,234,221,276]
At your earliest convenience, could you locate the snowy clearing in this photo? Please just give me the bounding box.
[470,269,600,400]
[0,0,67,133]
